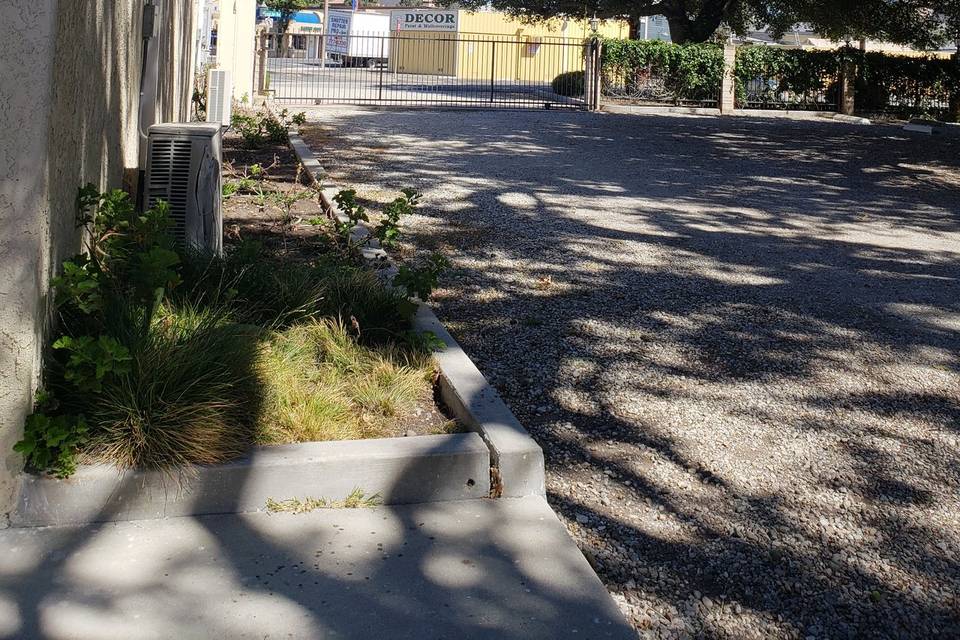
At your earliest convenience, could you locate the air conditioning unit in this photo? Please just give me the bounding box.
[144,122,223,255]
[206,68,232,126]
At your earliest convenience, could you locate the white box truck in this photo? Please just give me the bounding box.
[326,11,391,68]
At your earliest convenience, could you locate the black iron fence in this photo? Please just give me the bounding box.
[738,76,839,110]
[855,52,957,120]
[255,31,594,109]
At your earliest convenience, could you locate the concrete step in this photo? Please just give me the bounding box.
[0,496,634,639]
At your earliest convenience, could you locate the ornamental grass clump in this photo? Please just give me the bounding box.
[256,318,434,444]
[78,304,261,470]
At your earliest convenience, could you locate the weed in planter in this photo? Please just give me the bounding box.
[332,189,369,243]
[375,188,421,248]
[265,488,381,514]
[393,253,450,302]
[53,334,132,393]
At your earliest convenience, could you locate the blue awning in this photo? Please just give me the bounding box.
[292,11,321,24]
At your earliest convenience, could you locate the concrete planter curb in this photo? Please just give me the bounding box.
[288,131,545,499]
[601,102,872,125]
[11,434,490,527]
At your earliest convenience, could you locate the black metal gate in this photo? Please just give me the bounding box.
[255,32,599,110]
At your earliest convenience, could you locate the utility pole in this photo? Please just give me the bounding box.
[319,0,330,68]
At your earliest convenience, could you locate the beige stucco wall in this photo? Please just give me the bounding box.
[0,0,196,513]
[217,0,257,101]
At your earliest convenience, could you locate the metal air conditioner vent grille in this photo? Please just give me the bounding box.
[146,138,193,241]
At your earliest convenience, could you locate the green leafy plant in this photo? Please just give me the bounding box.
[332,189,369,242]
[734,45,841,109]
[855,50,958,121]
[393,253,449,301]
[53,335,133,393]
[52,258,102,314]
[375,188,421,248]
[14,412,90,478]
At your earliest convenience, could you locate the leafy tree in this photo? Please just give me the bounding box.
[265,0,309,54]
[451,0,960,46]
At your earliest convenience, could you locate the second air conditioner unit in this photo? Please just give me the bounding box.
[206,68,232,126]
[144,122,223,254]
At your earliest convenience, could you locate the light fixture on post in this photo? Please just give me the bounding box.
[589,15,599,33]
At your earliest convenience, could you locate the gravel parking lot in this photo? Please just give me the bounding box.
[301,109,960,639]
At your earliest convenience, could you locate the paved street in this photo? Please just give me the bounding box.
[303,109,960,639]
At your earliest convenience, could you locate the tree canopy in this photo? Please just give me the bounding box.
[264,0,309,35]
[451,0,960,46]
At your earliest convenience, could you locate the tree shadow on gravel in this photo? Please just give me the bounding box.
[300,109,960,639]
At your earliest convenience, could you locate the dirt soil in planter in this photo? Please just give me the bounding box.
[221,131,456,440]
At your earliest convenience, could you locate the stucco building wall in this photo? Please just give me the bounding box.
[0,0,196,512]
[217,0,257,102]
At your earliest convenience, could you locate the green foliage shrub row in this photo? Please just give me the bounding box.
[599,38,958,119]
[734,46,842,107]
[855,51,958,119]
[601,39,725,104]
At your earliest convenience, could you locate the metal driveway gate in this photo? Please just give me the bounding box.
[255,32,599,110]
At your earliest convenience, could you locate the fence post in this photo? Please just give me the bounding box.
[583,41,591,108]
[950,50,960,122]
[719,42,737,114]
[587,38,602,111]
[839,57,856,115]
[257,33,267,96]
[490,40,497,103]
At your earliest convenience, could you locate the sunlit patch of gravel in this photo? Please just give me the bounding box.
[300,108,960,639]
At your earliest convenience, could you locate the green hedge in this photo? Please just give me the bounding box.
[601,39,724,105]
[855,52,958,120]
[600,38,958,120]
[735,46,843,109]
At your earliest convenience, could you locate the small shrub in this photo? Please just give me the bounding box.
[375,188,421,248]
[14,399,89,478]
[552,70,585,97]
[230,108,306,148]
[393,253,450,302]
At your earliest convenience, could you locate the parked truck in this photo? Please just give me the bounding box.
[326,10,391,68]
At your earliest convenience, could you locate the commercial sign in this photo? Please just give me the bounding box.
[390,10,458,32]
[326,12,351,54]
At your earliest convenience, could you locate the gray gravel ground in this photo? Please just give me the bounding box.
[300,108,960,640]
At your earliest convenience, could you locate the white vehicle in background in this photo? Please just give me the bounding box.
[326,10,391,68]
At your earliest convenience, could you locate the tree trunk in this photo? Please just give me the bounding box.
[660,0,729,44]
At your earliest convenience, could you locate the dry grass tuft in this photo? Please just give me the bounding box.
[265,488,381,513]
[256,318,436,443]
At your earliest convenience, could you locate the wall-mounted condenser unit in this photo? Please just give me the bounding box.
[206,68,232,126]
[144,122,223,255]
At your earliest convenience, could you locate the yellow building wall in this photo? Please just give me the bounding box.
[391,11,627,81]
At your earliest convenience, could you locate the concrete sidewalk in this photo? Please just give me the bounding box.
[0,496,634,639]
